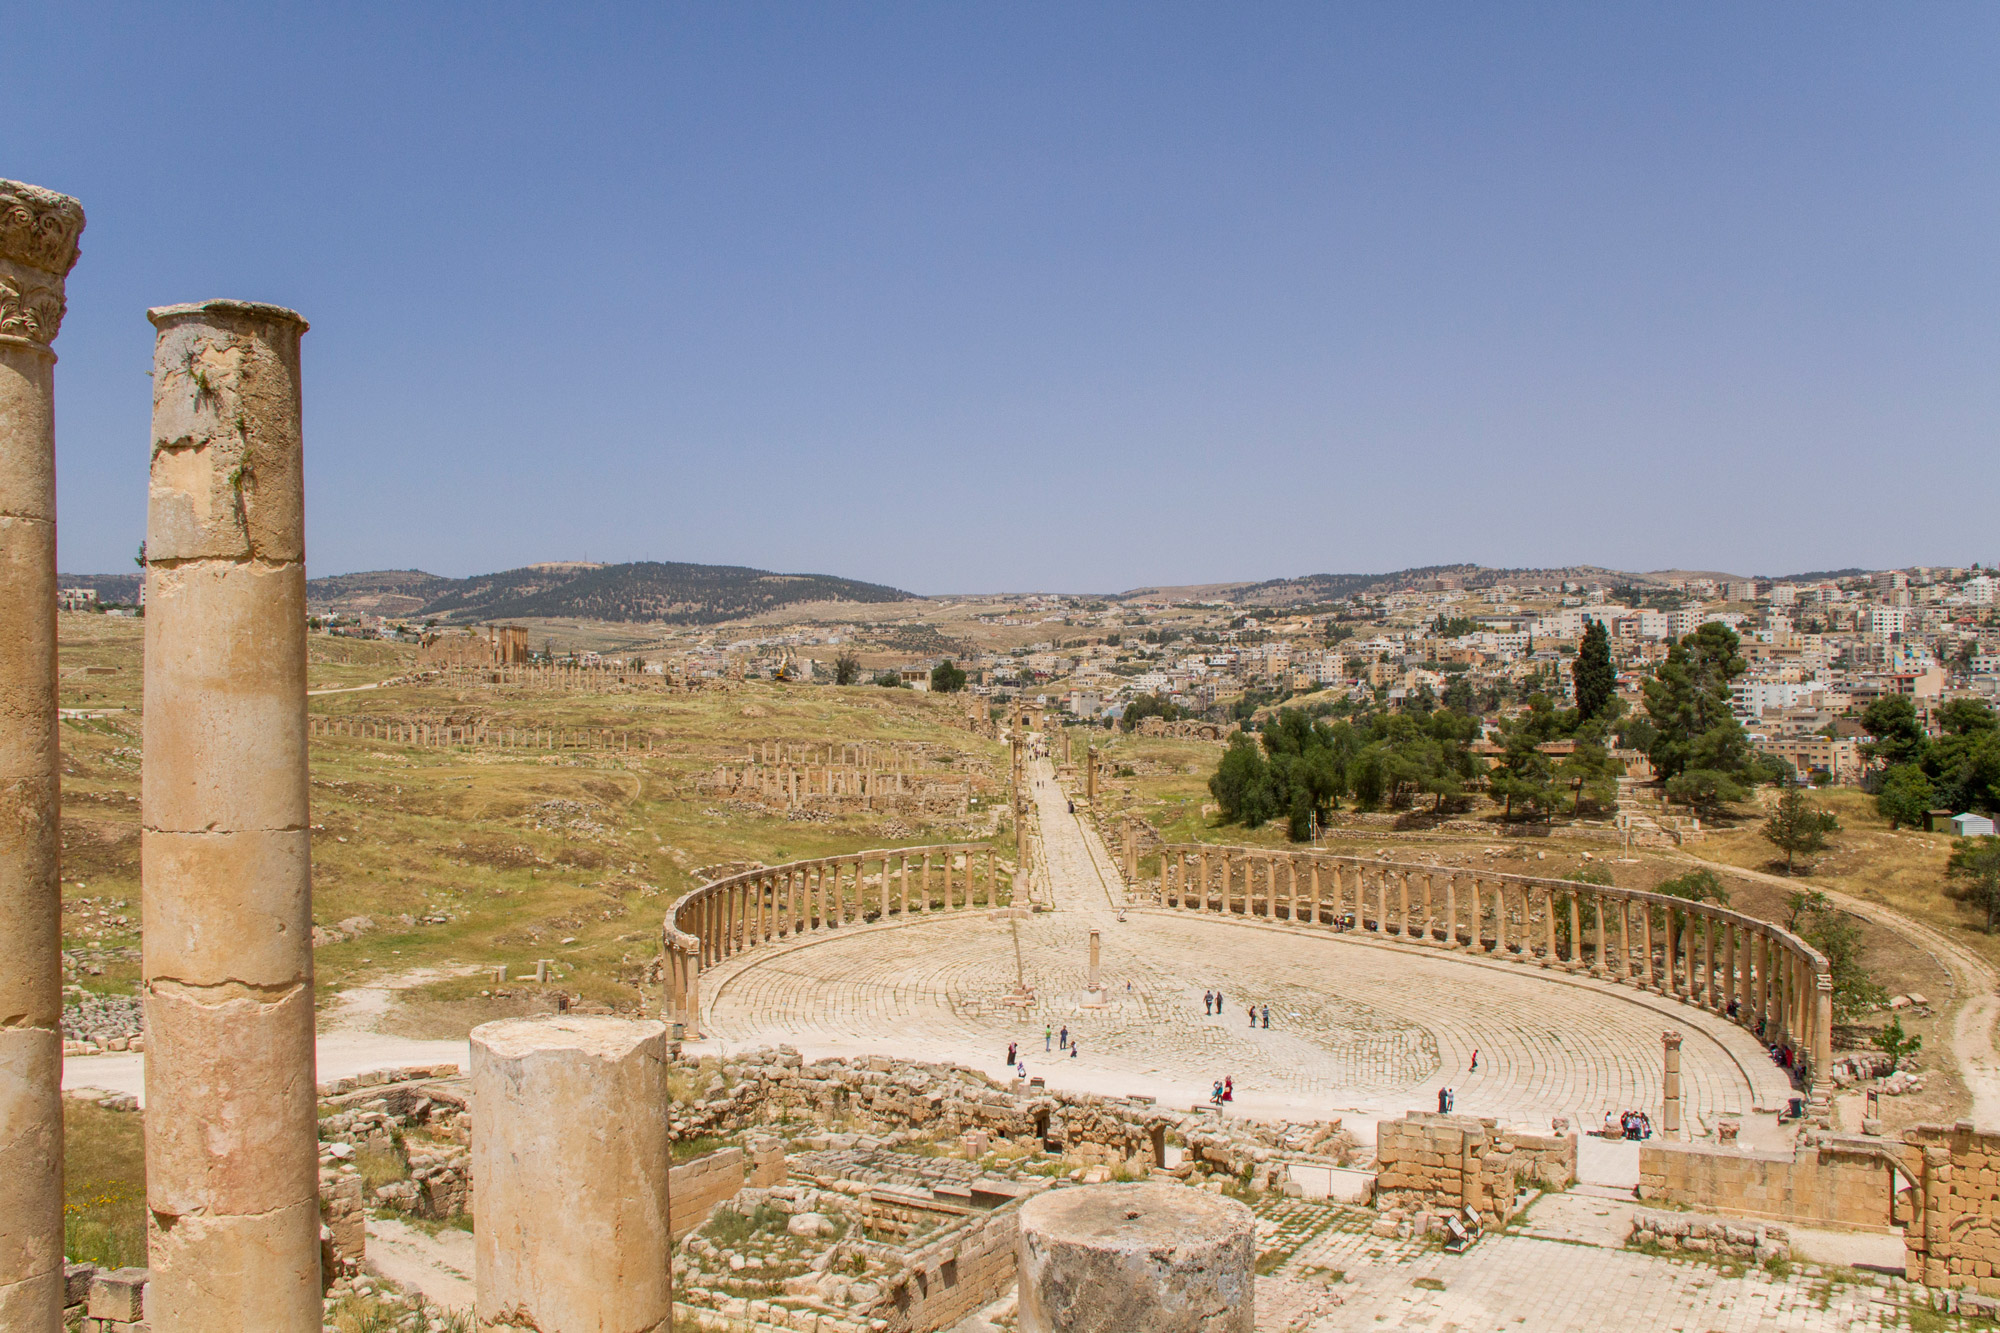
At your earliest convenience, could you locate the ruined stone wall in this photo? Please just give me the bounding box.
[1374,1112,1572,1227]
[1902,1122,2000,1293]
[670,1140,787,1241]
[1637,1138,1900,1230]
[867,1205,1021,1333]
[669,1050,1351,1181]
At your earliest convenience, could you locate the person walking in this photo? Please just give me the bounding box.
[1204,990,1213,1015]
[1469,1049,1479,1073]
[1070,1040,1079,1059]
[1045,1025,1052,1052]
[1438,1087,1449,1114]
[1261,1005,1271,1029]
[1059,1025,1069,1050]
[1007,1042,1017,1067]
[1249,1006,1258,1028]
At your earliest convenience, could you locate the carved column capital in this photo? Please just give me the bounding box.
[0,179,85,345]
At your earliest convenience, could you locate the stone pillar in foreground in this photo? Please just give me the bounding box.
[142,300,320,1329]
[472,1016,672,1332]
[0,177,84,1333]
[1018,1183,1253,1333]
[1661,1030,1683,1140]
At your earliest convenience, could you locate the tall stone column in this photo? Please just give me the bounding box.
[472,1016,672,1332]
[0,177,84,1332]
[1661,1030,1683,1140]
[142,301,321,1328]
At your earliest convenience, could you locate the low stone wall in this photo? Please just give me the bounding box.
[1373,1112,1575,1228]
[670,1048,1353,1183]
[1637,1138,1902,1230]
[1629,1209,1793,1262]
[672,1139,789,1240]
[867,1204,1022,1333]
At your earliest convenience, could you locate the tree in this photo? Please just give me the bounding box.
[1641,622,1748,781]
[1655,868,1729,905]
[1789,894,1886,1020]
[1876,764,1934,830]
[1946,836,2000,931]
[1664,768,1746,818]
[929,659,967,693]
[1209,735,1277,827]
[1859,696,1929,770]
[1573,620,1616,722]
[1762,786,1839,873]
[872,670,905,688]
[1784,888,1831,932]
[1121,694,1183,732]
[834,652,861,686]
[1874,1017,1922,1073]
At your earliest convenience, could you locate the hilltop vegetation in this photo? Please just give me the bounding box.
[297,560,916,625]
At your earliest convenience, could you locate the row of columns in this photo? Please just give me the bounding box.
[1156,847,1832,1087]
[747,741,916,771]
[666,845,1021,1035]
[308,716,649,751]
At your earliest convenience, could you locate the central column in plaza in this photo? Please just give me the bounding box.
[142,300,321,1328]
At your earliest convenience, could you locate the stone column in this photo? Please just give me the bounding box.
[1086,745,1097,803]
[1018,1183,1252,1333]
[142,301,321,1327]
[1661,1030,1683,1140]
[472,1016,672,1332]
[0,176,83,1332]
[1087,929,1104,1001]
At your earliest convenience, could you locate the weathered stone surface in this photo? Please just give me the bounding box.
[472,1015,672,1332]
[1017,1182,1253,1333]
[142,297,319,1330]
[0,176,76,1333]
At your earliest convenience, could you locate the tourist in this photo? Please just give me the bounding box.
[1223,1076,1234,1102]
[1445,1088,1454,1111]
[1007,1042,1017,1067]
[1204,990,1214,1014]
[1059,1025,1069,1050]
[1212,1080,1225,1105]
[1249,1006,1258,1028]
[1070,1040,1079,1059]
[1016,1060,1027,1079]
[1438,1087,1450,1113]
[1045,1025,1052,1052]
[1602,1109,1619,1138]
[1261,1005,1270,1029]
[1469,1049,1479,1072]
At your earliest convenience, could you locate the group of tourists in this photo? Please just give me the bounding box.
[1202,991,1274,1028]
[1210,1076,1235,1105]
[1601,1108,1655,1140]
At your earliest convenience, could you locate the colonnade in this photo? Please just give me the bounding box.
[665,843,1011,1034]
[308,716,650,752]
[1154,844,1833,1096]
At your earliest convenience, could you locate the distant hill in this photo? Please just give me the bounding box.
[305,560,915,625]
[1135,564,1669,606]
[56,573,141,604]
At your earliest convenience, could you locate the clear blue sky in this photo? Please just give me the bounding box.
[12,4,1998,593]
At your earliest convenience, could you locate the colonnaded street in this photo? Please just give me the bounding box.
[699,757,1795,1143]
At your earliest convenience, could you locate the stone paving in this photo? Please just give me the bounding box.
[698,760,1794,1136]
[1254,1194,1941,1332]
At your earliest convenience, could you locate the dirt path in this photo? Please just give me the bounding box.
[1679,851,2000,1127]
[365,1217,473,1312]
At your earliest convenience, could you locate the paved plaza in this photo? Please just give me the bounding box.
[1252,1193,1931,1332]
[698,760,1795,1138]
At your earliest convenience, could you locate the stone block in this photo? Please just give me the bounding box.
[86,1267,147,1322]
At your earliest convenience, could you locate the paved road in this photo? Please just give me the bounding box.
[699,758,1789,1137]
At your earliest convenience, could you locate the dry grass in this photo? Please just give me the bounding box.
[62,1101,146,1269]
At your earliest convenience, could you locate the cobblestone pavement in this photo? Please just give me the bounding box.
[699,761,1794,1133]
[1252,1195,1939,1332]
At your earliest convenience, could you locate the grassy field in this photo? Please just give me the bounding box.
[62,1101,146,1270]
[56,618,1014,1034]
